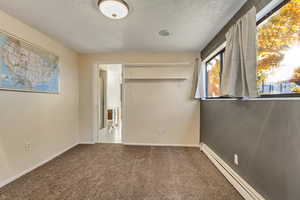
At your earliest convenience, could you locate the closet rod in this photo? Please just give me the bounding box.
[124,62,192,66]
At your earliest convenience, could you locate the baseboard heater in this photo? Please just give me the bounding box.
[200,143,265,200]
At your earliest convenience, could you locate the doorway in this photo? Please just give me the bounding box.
[97,64,123,144]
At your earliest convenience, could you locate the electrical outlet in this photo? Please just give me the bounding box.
[159,129,166,135]
[234,154,239,166]
[25,143,32,152]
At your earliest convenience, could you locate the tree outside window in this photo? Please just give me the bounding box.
[257,0,300,95]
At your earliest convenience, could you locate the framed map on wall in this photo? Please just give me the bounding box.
[0,30,59,93]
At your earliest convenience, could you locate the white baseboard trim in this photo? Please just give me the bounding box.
[79,142,96,144]
[123,142,200,147]
[200,143,265,200]
[0,142,78,189]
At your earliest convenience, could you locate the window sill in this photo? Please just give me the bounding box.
[201,97,300,101]
[245,97,300,101]
[201,98,239,101]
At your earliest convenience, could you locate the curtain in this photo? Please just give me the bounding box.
[194,57,205,99]
[221,7,258,98]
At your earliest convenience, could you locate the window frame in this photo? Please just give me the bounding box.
[205,48,225,99]
[256,0,290,26]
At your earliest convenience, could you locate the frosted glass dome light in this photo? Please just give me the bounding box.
[98,0,129,19]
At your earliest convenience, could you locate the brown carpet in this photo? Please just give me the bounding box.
[0,144,243,200]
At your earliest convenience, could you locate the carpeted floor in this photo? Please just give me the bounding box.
[0,144,243,200]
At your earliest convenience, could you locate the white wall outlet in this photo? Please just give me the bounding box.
[158,129,166,135]
[25,143,32,152]
[234,154,239,166]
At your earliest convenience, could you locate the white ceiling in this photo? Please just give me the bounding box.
[0,0,246,53]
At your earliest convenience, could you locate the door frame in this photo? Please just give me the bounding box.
[91,61,191,143]
[92,62,124,144]
[98,68,107,141]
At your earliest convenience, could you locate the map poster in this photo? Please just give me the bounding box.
[0,30,59,93]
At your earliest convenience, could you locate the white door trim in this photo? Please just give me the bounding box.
[92,63,124,144]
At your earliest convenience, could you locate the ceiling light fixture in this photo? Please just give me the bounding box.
[98,0,129,19]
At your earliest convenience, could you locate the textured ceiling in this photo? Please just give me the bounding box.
[0,0,246,53]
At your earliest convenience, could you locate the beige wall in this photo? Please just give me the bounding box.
[0,10,79,185]
[79,53,200,145]
[123,65,200,145]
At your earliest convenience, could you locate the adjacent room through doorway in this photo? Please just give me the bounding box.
[97,64,123,144]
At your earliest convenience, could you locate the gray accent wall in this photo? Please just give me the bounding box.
[200,0,300,199]
[201,100,300,200]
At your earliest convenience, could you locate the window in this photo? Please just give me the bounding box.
[204,0,300,99]
[205,50,224,97]
[257,0,300,96]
